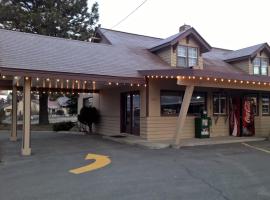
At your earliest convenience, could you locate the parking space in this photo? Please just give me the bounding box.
[1,132,270,200]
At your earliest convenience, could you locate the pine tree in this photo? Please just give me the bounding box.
[0,0,99,41]
[0,0,99,124]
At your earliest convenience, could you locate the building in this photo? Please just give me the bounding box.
[1,25,270,155]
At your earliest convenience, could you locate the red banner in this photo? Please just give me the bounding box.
[229,97,241,136]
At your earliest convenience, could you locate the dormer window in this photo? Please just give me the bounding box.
[253,57,268,75]
[177,46,198,67]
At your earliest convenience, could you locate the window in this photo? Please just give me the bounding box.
[160,91,206,116]
[213,93,227,115]
[244,94,258,116]
[177,46,198,67]
[188,92,207,115]
[262,95,270,115]
[253,57,268,75]
[160,91,183,115]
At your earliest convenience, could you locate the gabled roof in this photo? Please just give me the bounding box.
[223,43,270,62]
[148,27,211,53]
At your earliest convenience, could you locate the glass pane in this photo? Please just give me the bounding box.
[220,98,227,114]
[160,91,182,115]
[261,66,267,75]
[253,66,260,75]
[262,96,270,115]
[132,94,140,130]
[253,58,260,66]
[126,95,131,130]
[178,46,187,57]
[188,47,198,58]
[188,92,206,115]
[213,97,219,114]
[188,58,197,67]
[178,57,187,67]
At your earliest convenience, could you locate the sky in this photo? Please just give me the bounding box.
[88,0,270,50]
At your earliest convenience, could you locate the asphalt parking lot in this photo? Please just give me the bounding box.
[1,132,270,200]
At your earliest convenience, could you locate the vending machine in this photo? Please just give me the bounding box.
[195,111,212,138]
[229,96,255,136]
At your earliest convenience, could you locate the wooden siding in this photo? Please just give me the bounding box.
[230,59,250,74]
[156,47,172,65]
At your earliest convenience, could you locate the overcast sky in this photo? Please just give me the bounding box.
[88,0,270,50]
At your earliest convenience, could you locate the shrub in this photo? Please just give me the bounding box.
[56,110,64,115]
[78,106,100,133]
[53,121,74,132]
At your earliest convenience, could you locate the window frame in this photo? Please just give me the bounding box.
[177,45,199,67]
[160,90,183,116]
[261,94,270,116]
[213,93,227,116]
[252,57,269,76]
[187,92,207,116]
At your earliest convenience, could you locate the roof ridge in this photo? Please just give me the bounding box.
[100,28,163,40]
[0,28,114,47]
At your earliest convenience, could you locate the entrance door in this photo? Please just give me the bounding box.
[121,91,140,135]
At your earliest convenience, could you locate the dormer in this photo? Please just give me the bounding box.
[149,25,211,69]
[223,43,270,76]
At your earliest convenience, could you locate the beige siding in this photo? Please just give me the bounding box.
[156,47,171,65]
[230,59,250,73]
[95,86,147,137]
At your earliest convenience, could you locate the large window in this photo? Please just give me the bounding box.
[160,91,206,116]
[188,92,206,115]
[262,95,270,115]
[177,46,198,67]
[213,93,227,115]
[253,57,268,75]
[160,91,183,115]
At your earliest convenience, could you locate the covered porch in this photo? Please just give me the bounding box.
[140,68,270,147]
[0,70,145,156]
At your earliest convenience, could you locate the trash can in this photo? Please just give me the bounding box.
[195,111,211,138]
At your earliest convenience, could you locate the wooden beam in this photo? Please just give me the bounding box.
[21,77,31,156]
[173,85,194,147]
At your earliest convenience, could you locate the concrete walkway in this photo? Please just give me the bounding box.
[103,134,267,149]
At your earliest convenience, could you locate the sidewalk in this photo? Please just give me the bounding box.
[103,134,267,149]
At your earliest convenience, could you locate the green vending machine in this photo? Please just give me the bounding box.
[195,111,211,138]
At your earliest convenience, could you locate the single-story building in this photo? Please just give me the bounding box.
[1,24,270,155]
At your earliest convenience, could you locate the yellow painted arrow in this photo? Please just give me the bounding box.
[69,154,111,174]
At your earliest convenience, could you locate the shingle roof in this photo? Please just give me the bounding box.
[98,28,162,48]
[223,43,269,62]
[0,28,170,80]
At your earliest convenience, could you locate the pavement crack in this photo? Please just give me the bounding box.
[182,165,231,200]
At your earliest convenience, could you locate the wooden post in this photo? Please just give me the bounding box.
[22,77,32,156]
[174,85,194,147]
[10,85,17,141]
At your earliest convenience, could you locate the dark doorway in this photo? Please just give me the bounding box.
[121,91,140,135]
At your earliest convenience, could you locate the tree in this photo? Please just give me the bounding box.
[0,0,99,124]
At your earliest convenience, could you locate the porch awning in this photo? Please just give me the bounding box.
[138,68,270,84]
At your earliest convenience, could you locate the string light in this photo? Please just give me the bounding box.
[108,82,112,85]
[199,77,202,80]
[247,81,249,84]
[46,78,50,81]
[2,75,6,79]
[240,80,243,84]
[228,79,231,83]
[234,80,237,83]
[36,77,39,81]
[214,78,217,81]
[207,77,210,81]
[192,76,195,79]
[221,78,224,82]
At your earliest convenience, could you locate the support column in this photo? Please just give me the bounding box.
[174,85,194,147]
[22,77,31,156]
[10,85,17,141]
